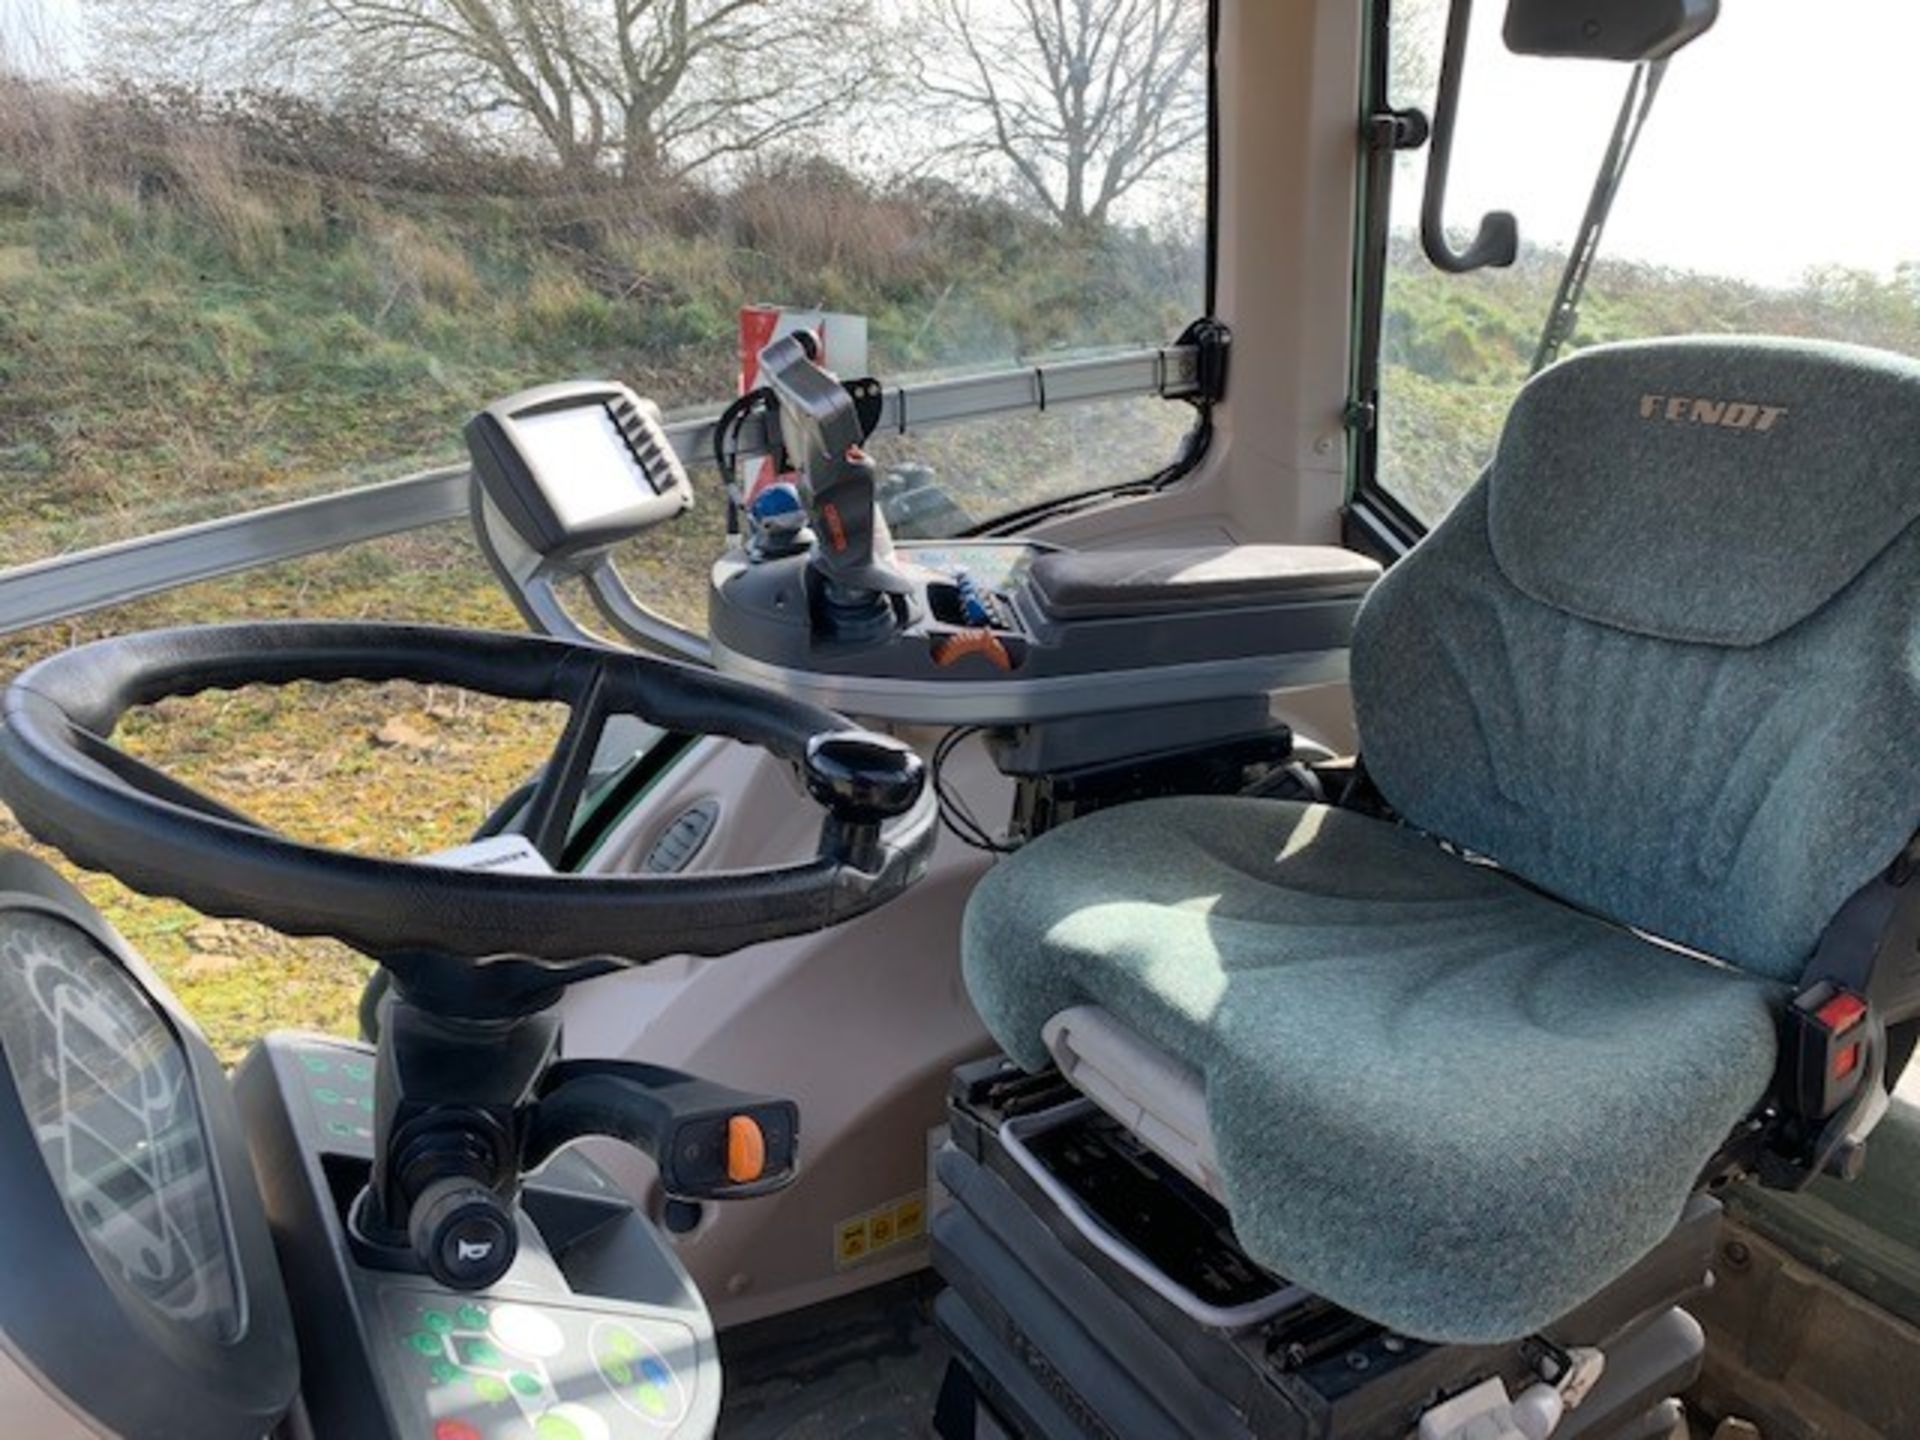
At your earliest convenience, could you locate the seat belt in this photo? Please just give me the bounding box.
[1760,834,1920,1188]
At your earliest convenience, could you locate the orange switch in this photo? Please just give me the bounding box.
[727,1115,766,1184]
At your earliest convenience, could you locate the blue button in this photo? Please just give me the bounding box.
[639,1356,671,1389]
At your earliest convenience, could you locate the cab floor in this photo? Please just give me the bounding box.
[717,1273,950,1439]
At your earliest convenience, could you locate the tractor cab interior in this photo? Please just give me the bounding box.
[0,1,1917,1439]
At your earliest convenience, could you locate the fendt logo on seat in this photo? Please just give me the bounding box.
[1638,394,1789,432]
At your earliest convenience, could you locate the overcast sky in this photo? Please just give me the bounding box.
[10,0,1916,288]
[1411,0,1920,287]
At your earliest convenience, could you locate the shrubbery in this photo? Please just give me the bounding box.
[0,80,1202,561]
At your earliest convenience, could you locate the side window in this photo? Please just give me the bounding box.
[1372,0,1920,526]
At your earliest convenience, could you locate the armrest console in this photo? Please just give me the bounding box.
[1025,545,1380,622]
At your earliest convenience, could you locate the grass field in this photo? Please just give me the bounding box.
[0,530,569,1059]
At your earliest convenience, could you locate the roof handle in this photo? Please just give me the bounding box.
[1419,0,1520,275]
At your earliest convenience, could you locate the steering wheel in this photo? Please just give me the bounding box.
[0,622,934,1017]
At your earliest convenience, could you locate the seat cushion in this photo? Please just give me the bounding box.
[963,795,1781,1343]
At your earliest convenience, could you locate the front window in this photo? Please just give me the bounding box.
[0,0,1211,1056]
[1364,0,1920,527]
[3,1,1209,573]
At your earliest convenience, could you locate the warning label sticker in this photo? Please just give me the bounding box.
[833,1191,929,1270]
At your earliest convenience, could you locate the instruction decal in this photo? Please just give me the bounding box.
[833,1190,929,1269]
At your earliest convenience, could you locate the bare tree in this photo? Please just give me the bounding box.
[111,0,869,179]
[915,0,1206,231]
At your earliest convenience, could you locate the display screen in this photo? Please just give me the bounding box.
[0,911,240,1343]
[514,403,651,535]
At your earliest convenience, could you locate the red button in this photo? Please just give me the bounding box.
[1815,991,1867,1035]
[435,1421,481,1440]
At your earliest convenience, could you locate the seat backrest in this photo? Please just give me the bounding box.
[1352,336,1920,984]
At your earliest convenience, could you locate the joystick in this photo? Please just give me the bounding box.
[756,334,915,638]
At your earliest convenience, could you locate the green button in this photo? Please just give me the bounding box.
[456,1303,488,1329]
[325,1120,358,1137]
[456,1337,503,1368]
[406,1331,441,1356]
[473,1376,509,1404]
[357,1095,375,1112]
[534,1416,585,1440]
[423,1311,454,1334]
[313,1086,341,1105]
[634,1382,670,1417]
[343,1061,373,1082]
[428,1359,459,1385]
[509,1371,542,1398]
[600,1329,637,1362]
[600,1359,631,1387]
[300,1055,331,1074]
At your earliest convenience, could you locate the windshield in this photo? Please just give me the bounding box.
[0,0,1210,1059]
[1369,0,1920,525]
[0,2,1208,576]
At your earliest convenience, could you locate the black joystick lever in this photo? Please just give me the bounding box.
[757,333,913,634]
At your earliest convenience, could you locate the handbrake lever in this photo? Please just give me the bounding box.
[523,1059,800,1200]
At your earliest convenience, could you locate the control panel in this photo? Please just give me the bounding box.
[708,538,1380,726]
[234,1033,722,1440]
[385,1289,697,1439]
[703,335,1382,726]
[468,381,691,562]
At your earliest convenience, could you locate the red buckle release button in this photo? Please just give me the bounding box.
[434,1422,481,1440]
[1815,991,1868,1035]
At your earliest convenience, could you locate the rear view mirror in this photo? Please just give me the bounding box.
[1504,0,1718,60]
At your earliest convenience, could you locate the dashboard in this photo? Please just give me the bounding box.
[0,854,298,1440]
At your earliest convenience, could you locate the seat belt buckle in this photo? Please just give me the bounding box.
[1782,981,1870,1121]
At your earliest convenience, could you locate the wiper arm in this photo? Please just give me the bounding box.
[1531,58,1670,375]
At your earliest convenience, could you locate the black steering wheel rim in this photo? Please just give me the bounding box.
[0,622,934,1012]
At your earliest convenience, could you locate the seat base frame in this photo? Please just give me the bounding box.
[932,1058,1719,1440]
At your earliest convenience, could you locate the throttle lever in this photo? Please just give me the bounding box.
[524,1060,799,1200]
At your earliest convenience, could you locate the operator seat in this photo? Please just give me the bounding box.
[962,337,1920,1343]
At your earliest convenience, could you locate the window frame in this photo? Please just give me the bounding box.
[1343,0,1427,561]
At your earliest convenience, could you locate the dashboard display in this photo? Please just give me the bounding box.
[514,402,654,535]
[0,911,240,1343]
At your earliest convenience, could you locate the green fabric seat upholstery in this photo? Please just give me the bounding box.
[964,796,1780,1342]
[962,337,1920,1343]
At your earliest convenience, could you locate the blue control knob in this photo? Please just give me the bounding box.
[748,481,810,557]
[955,572,993,626]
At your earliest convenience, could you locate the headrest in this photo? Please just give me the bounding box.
[1486,336,1920,646]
